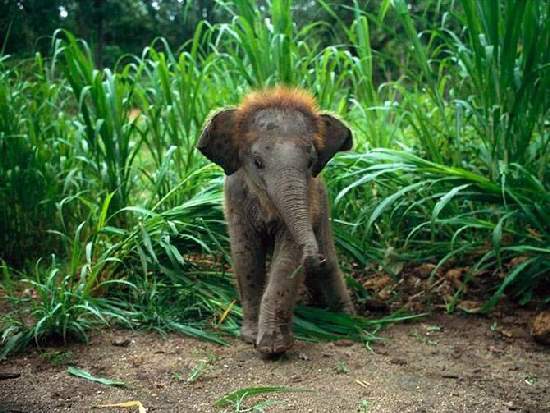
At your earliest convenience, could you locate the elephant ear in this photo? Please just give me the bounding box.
[197,109,240,175]
[313,114,353,176]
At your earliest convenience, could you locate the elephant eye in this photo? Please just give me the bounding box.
[307,158,313,169]
[253,157,264,169]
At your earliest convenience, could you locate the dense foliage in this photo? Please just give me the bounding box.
[1,0,548,358]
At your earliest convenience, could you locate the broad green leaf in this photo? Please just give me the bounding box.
[67,367,126,387]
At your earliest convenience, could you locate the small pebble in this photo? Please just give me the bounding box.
[389,357,407,366]
[111,337,131,347]
[333,339,354,347]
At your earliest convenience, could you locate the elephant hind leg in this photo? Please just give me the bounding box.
[307,198,355,315]
[305,261,355,315]
[304,270,328,307]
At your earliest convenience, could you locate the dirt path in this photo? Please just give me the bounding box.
[1,312,549,413]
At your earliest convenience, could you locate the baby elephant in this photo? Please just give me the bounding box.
[197,87,355,354]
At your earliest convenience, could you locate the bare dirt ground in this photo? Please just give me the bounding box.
[1,311,549,413]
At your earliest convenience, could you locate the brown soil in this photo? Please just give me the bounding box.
[1,311,549,413]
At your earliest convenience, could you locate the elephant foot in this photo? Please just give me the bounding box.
[342,302,356,315]
[240,322,258,344]
[255,325,294,355]
[329,298,356,315]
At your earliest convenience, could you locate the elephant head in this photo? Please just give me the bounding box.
[197,87,352,268]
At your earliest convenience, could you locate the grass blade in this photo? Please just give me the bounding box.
[67,366,126,387]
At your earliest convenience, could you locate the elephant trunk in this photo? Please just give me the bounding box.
[268,169,323,268]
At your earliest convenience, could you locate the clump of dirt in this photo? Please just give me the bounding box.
[1,312,549,412]
[532,312,550,345]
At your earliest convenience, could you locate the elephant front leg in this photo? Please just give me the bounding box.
[256,234,303,354]
[228,222,266,344]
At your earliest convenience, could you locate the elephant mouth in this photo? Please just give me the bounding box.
[303,252,327,273]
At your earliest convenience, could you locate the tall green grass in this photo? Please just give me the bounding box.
[456,0,549,177]
[58,31,143,215]
[1,0,548,358]
[391,0,549,174]
[0,53,80,265]
[333,148,549,309]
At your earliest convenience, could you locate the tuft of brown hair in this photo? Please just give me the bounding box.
[234,86,324,148]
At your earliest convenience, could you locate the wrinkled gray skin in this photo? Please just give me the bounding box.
[197,107,355,355]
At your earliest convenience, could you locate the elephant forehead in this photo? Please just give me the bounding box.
[249,108,316,136]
